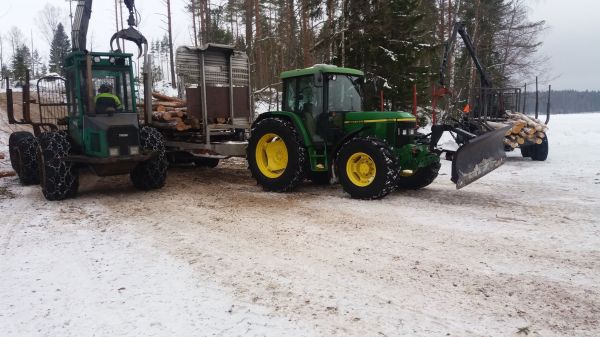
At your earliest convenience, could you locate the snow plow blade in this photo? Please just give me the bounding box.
[451,126,511,189]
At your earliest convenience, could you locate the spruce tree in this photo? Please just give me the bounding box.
[11,45,31,84]
[48,23,70,76]
[344,0,431,110]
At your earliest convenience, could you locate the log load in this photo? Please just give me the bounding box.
[143,93,194,132]
[485,112,548,148]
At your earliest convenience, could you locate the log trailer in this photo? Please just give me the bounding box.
[5,0,168,200]
[143,44,253,166]
[436,22,550,161]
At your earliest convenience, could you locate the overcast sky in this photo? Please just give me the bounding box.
[0,0,598,91]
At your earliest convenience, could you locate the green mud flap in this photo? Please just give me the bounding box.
[451,126,511,189]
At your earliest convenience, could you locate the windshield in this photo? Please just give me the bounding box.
[91,68,134,114]
[327,74,363,112]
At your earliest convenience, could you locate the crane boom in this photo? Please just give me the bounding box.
[440,22,493,89]
[72,0,93,52]
[70,0,147,57]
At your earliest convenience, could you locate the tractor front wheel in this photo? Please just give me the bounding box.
[130,126,168,190]
[396,162,441,190]
[37,131,79,200]
[336,137,399,200]
[247,117,306,192]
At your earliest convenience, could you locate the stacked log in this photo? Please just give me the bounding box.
[505,112,548,147]
[143,92,194,131]
[485,112,548,148]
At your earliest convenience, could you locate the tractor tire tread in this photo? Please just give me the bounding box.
[336,137,399,200]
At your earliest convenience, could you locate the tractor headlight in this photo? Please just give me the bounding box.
[93,56,101,63]
[129,146,140,155]
[109,57,116,64]
[109,147,119,156]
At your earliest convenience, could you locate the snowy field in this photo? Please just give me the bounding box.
[0,112,599,337]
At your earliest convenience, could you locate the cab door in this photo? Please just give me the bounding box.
[282,75,325,144]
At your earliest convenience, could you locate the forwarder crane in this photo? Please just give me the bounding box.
[436,22,549,161]
[6,0,168,200]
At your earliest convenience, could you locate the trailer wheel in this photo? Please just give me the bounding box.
[37,131,79,200]
[247,117,306,192]
[14,134,40,185]
[520,145,531,158]
[396,162,441,190]
[194,157,220,168]
[130,126,168,190]
[336,137,399,200]
[530,136,548,161]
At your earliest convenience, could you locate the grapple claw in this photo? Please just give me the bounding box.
[110,27,148,58]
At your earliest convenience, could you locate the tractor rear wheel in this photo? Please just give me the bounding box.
[37,131,79,200]
[520,145,531,158]
[247,117,306,192]
[530,136,548,161]
[10,132,40,185]
[130,126,168,190]
[336,137,399,200]
[396,162,441,190]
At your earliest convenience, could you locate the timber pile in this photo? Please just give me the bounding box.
[142,92,199,131]
[487,112,548,148]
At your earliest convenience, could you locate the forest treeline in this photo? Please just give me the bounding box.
[524,90,600,114]
[182,0,546,111]
[2,0,549,114]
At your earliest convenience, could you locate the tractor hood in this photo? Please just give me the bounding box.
[344,111,416,123]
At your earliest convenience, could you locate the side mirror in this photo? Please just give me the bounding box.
[314,72,323,87]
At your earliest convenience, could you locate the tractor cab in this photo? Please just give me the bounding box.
[282,65,364,145]
[63,52,140,158]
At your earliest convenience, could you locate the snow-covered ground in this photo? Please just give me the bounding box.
[0,112,599,337]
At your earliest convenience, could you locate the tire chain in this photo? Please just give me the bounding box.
[130,126,168,190]
[336,136,399,200]
[38,131,78,200]
[16,136,40,185]
[366,137,400,199]
[9,132,32,172]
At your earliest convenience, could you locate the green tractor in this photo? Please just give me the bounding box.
[6,0,167,200]
[247,65,509,199]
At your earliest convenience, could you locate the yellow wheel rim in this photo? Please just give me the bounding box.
[346,152,376,187]
[255,133,288,178]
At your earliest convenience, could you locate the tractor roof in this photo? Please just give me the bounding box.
[280,64,364,79]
